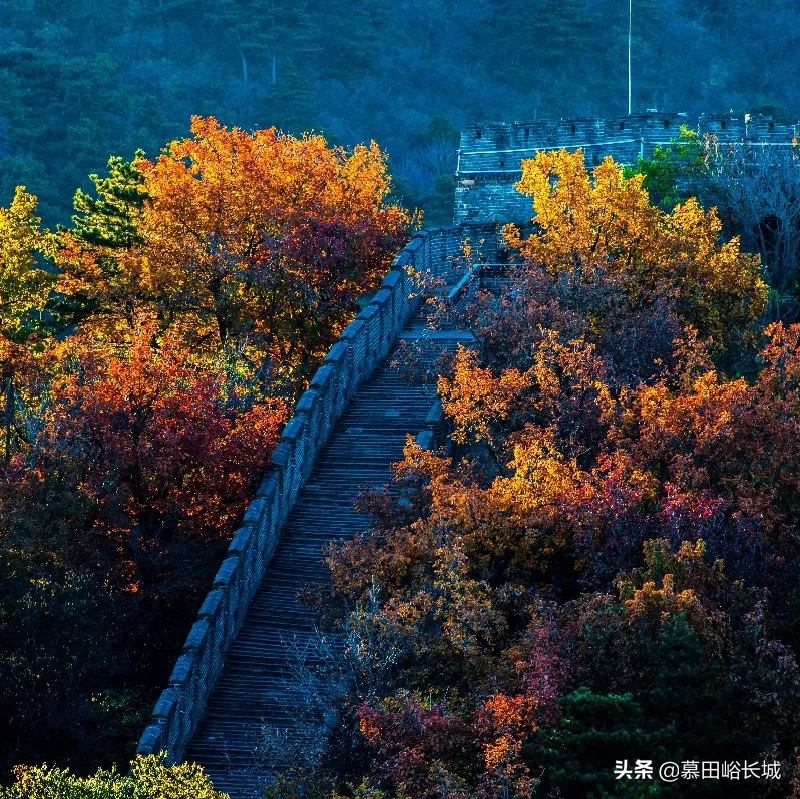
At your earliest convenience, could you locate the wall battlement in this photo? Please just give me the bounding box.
[136,222,501,768]
[455,111,800,224]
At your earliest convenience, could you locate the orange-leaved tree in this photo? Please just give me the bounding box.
[1,319,288,594]
[1,120,415,775]
[59,118,413,385]
[303,153,800,799]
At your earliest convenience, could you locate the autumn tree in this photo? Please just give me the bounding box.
[2,319,287,592]
[504,149,768,351]
[0,318,288,771]
[1,114,414,776]
[0,187,57,466]
[298,152,800,799]
[139,118,409,369]
[0,187,55,341]
[58,117,412,385]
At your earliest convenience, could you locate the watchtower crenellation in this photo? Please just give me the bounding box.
[455,111,800,224]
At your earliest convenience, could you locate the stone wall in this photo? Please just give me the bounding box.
[136,222,501,764]
[455,111,800,224]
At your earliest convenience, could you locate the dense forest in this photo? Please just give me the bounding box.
[274,151,800,799]
[0,119,410,783]
[3,1,800,797]
[2,0,800,227]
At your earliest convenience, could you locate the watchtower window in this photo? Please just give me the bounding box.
[768,122,775,132]
[525,127,530,137]
[663,119,670,128]
[476,129,482,139]
[570,124,576,134]
[721,121,727,130]
[619,121,625,130]
[499,160,505,168]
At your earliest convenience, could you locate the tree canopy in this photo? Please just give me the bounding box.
[0,119,409,780]
[282,152,800,799]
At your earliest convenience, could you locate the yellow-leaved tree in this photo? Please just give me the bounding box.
[58,117,412,386]
[0,187,55,341]
[504,150,768,348]
[1,753,228,799]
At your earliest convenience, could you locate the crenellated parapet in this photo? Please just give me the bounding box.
[136,222,501,766]
[455,111,800,224]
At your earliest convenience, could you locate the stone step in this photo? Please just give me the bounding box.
[184,310,473,798]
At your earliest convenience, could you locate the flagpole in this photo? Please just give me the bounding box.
[628,0,632,114]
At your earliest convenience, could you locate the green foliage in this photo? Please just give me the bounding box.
[3,0,800,228]
[331,779,387,799]
[423,175,457,227]
[641,618,732,759]
[623,126,704,210]
[487,0,597,85]
[536,688,673,798]
[70,152,147,249]
[417,115,459,147]
[538,617,790,797]
[0,547,154,774]
[0,754,229,799]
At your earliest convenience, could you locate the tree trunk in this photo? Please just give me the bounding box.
[4,375,12,464]
[239,48,248,86]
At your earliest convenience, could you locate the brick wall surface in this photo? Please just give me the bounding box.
[455,111,800,224]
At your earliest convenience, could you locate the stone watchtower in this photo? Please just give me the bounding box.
[453,111,800,225]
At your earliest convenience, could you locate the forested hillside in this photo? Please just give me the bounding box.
[0,119,411,782]
[1,0,800,226]
[3,1,800,796]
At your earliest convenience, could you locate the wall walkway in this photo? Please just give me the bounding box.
[136,224,499,797]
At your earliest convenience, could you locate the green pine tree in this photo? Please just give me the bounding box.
[536,687,675,797]
[69,151,148,249]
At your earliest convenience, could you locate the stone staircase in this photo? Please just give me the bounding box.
[184,309,471,797]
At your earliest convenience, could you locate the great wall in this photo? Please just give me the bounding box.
[136,110,799,798]
[455,110,799,224]
[136,221,501,797]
